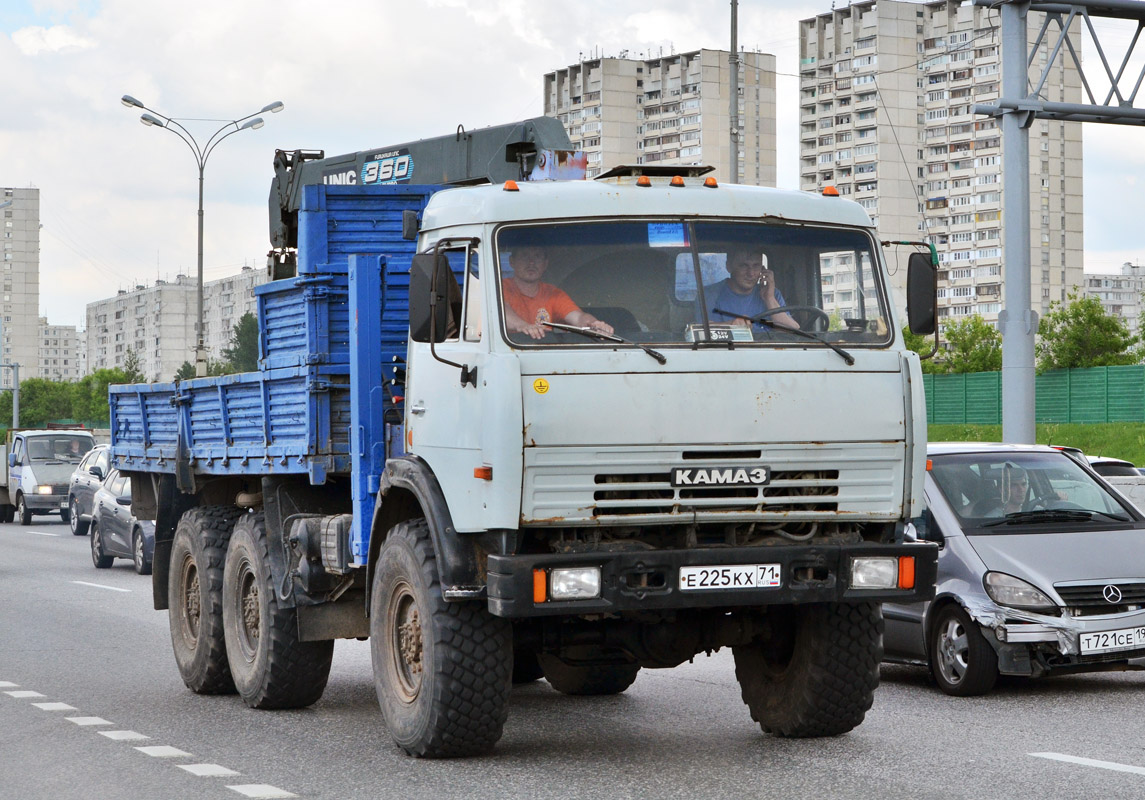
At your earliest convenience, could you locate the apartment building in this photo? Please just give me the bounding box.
[86,267,268,381]
[1085,263,1145,337]
[544,48,777,185]
[0,187,42,388]
[37,319,81,382]
[799,0,1083,330]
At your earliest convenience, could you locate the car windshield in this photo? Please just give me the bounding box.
[496,220,891,347]
[929,451,1135,531]
[30,435,94,464]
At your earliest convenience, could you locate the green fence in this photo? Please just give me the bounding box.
[923,365,1145,424]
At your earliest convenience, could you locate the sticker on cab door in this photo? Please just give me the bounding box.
[533,378,550,394]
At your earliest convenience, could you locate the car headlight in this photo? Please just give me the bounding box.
[984,571,1056,611]
[36,485,53,495]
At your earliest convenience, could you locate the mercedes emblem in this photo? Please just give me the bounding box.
[1103,584,1123,604]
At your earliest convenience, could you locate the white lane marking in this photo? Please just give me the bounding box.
[0,681,19,688]
[180,763,241,777]
[71,581,131,593]
[1030,752,1145,776]
[135,745,192,758]
[226,786,297,799]
[4,690,45,698]
[26,531,59,537]
[31,702,77,711]
[67,716,112,726]
[99,730,149,741]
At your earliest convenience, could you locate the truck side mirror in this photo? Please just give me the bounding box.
[906,252,937,336]
[401,209,420,241]
[409,253,461,344]
[7,453,14,469]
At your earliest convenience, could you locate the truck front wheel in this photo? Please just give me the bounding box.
[370,518,512,757]
[734,602,882,737]
[168,506,243,695]
[223,512,334,709]
[17,494,31,526]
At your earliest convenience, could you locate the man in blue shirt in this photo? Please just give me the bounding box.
[700,248,800,330]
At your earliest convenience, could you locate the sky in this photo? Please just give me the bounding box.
[3,0,1145,331]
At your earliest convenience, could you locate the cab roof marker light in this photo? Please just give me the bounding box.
[670,175,685,187]
[703,177,719,188]
[822,185,840,197]
[636,176,652,187]
[503,180,520,192]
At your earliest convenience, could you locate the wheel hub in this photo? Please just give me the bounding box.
[184,568,201,642]
[240,569,260,651]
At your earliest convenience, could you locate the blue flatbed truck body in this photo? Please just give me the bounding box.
[109,183,438,567]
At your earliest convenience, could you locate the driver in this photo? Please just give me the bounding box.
[982,464,1031,517]
[699,247,799,330]
[502,246,615,340]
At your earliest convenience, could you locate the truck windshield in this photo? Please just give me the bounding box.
[28,435,94,464]
[496,219,891,347]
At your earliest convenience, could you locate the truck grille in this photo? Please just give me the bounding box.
[1055,581,1145,616]
[522,443,903,524]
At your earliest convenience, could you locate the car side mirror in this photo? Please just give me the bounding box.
[906,251,937,336]
[89,466,104,480]
[115,495,131,506]
[913,509,945,546]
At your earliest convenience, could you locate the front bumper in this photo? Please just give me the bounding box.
[487,542,938,618]
[24,493,66,511]
[972,606,1145,675]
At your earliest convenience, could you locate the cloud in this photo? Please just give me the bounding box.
[11,24,94,55]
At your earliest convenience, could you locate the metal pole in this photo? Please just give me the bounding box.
[12,363,18,429]
[999,0,1036,443]
[196,165,206,377]
[729,0,739,184]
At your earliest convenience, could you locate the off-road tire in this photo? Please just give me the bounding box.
[538,654,640,696]
[371,518,512,758]
[929,604,998,697]
[512,647,545,684]
[132,529,152,576]
[223,512,334,709]
[90,522,113,569]
[17,494,32,526]
[734,602,882,737]
[168,505,243,695]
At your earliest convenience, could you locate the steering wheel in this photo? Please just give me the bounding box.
[755,305,830,332]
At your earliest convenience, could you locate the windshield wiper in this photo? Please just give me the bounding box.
[713,309,854,366]
[541,322,667,365]
[980,509,1115,527]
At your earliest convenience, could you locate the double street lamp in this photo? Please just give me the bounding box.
[120,95,284,376]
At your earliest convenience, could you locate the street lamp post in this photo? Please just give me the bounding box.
[0,363,20,429]
[120,95,284,376]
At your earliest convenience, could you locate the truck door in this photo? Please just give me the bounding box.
[9,436,25,499]
[405,244,490,527]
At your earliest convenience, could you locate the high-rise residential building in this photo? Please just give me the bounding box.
[86,267,269,381]
[1085,263,1145,337]
[798,0,1083,331]
[37,319,81,382]
[1,187,42,388]
[544,48,777,185]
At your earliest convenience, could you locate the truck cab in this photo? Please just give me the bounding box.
[0,429,95,525]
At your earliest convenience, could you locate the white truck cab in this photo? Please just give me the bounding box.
[0,429,96,525]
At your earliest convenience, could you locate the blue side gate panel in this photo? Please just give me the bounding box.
[110,184,439,482]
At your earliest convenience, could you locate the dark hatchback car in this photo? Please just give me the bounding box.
[89,468,154,575]
[67,444,110,536]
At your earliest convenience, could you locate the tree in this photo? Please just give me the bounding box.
[942,314,1002,373]
[71,368,133,425]
[122,347,146,383]
[1036,291,1138,372]
[901,327,945,374]
[222,312,259,373]
[0,378,75,428]
[174,361,196,381]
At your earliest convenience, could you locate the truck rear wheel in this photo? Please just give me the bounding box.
[370,518,512,757]
[538,652,640,696]
[223,512,334,709]
[168,506,243,695]
[734,602,882,738]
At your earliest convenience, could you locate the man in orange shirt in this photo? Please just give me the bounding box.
[503,246,614,340]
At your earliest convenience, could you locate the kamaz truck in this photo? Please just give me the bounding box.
[110,118,940,758]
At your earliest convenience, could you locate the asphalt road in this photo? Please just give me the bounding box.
[4,517,1145,800]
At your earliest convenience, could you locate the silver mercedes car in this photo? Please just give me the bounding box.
[884,442,1145,696]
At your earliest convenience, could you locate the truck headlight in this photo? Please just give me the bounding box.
[36,485,53,495]
[549,567,601,600]
[851,556,898,589]
[984,572,1056,611]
